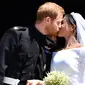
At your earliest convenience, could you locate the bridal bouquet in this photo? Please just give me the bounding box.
[43,71,69,85]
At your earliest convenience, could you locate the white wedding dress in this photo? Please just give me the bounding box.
[50,46,85,85]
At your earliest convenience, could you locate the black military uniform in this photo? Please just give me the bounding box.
[0,25,65,85]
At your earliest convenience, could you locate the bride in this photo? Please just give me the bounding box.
[50,12,85,85]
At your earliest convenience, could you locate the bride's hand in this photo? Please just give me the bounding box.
[26,79,44,85]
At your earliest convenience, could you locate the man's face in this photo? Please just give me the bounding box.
[46,12,64,36]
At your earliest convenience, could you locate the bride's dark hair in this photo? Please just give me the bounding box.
[64,14,76,26]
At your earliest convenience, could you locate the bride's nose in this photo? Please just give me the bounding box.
[61,24,64,28]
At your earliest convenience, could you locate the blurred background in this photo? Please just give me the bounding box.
[1,0,85,38]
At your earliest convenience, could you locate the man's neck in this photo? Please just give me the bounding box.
[46,35,57,42]
[35,22,47,35]
[35,22,57,42]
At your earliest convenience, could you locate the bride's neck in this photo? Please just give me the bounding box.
[65,35,78,48]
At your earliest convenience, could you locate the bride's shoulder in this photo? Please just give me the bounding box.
[52,49,79,63]
[53,49,75,57]
[53,44,85,56]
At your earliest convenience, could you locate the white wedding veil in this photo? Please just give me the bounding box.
[71,12,85,45]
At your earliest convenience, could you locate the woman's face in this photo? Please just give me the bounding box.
[58,17,73,37]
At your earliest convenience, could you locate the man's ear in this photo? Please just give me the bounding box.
[45,17,51,23]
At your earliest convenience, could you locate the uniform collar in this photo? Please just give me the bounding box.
[29,25,57,52]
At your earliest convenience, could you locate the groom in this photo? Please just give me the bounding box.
[26,2,65,85]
